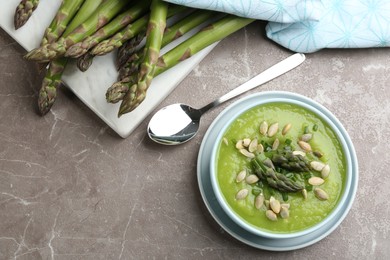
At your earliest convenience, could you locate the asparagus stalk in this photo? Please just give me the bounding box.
[76,1,154,72]
[154,15,254,76]
[37,0,104,114]
[116,15,254,113]
[40,0,85,46]
[65,0,151,58]
[116,31,146,71]
[162,10,215,47]
[252,157,304,193]
[108,10,218,103]
[106,74,138,103]
[118,0,168,116]
[91,14,148,57]
[64,0,107,36]
[116,6,203,68]
[91,5,187,57]
[76,52,94,72]
[117,9,215,79]
[14,0,40,30]
[271,151,311,172]
[38,58,68,115]
[107,47,143,103]
[65,0,109,72]
[38,0,102,71]
[25,0,130,62]
[117,34,144,63]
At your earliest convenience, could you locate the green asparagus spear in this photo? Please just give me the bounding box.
[118,10,218,79]
[118,0,168,116]
[65,0,109,72]
[116,15,254,114]
[106,74,138,103]
[271,150,311,172]
[40,0,85,46]
[76,52,94,72]
[65,0,151,58]
[14,0,39,30]
[162,10,215,47]
[252,157,304,193]
[116,31,146,71]
[91,5,187,57]
[37,0,102,71]
[91,14,149,57]
[37,0,104,114]
[115,7,199,69]
[64,0,107,36]
[25,0,130,62]
[107,10,218,103]
[154,15,254,76]
[38,58,67,115]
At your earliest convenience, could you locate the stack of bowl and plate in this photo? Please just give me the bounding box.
[197,91,358,251]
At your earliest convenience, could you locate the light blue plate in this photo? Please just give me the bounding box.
[197,91,358,251]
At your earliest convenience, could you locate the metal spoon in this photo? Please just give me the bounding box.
[147,53,305,145]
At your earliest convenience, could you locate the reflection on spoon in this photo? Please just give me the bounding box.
[147,53,306,145]
[147,104,200,144]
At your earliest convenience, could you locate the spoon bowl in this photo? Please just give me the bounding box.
[147,104,201,145]
[147,53,306,145]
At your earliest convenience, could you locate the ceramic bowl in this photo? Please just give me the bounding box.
[209,91,358,239]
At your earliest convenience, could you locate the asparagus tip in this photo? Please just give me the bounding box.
[90,40,115,56]
[77,53,94,72]
[65,43,87,58]
[38,85,57,115]
[14,17,25,30]
[117,103,128,117]
[118,96,134,117]
[106,81,128,104]
[24,47,47,62]
[14,1,39,30]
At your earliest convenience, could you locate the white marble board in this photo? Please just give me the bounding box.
[0,0,217,138]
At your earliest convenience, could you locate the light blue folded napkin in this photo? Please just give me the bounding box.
[164,0,390,53]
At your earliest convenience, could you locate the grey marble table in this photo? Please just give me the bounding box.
[1,21,389,259]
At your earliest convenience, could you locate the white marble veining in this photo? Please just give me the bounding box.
[0,0,217,138]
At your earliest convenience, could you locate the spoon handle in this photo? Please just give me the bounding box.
[198,53,306,114]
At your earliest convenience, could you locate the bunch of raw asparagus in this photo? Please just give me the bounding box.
[15,0,254,116]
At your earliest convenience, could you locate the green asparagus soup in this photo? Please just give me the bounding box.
[215,102,346,233]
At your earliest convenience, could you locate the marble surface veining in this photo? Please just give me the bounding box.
[1,21,390,259]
